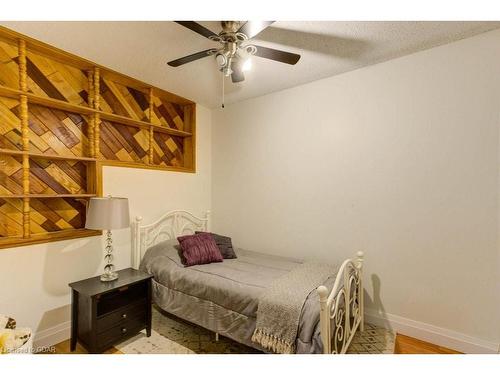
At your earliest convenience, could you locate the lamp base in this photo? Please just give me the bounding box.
[100,272,118,282]
[100,229,118,282]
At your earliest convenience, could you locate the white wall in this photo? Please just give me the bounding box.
[0,105,211,346]
[212,30,500,352]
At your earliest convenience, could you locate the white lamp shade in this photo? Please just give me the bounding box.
[85,197,130,230]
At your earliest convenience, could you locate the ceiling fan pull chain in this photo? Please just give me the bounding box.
[221,71,225,109]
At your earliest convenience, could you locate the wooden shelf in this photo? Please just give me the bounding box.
[0,85,92,114]
[98,111,192,138]
[0,85,91,114]
[0,148,96,162]
[0,228,101,250]
[99,159,195,173]
[0,148,24,156]
[0,85,193,138]
[29,152,97,162]
[0,85,22,99]
[0,194,96,199]
[27,92,94,115]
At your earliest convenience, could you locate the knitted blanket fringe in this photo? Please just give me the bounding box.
[251,261,336,354]
[252,328,295,354]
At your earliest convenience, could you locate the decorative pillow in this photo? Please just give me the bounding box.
[177,232,223,267]
[195,231,237,259]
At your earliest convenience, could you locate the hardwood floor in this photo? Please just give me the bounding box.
[394,334,461,354]
[49,334,460,354]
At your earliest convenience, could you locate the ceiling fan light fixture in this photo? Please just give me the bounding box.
[242,58,252,72]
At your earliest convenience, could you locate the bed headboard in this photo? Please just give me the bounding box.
[132,210,210,269]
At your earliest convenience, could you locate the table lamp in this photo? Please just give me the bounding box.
[85,196,130,282]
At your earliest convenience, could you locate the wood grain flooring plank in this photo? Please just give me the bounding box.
[395,334,462,354]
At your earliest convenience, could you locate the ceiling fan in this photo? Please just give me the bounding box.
[167,21,301,83]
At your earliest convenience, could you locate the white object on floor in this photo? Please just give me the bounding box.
[11,333,33,354]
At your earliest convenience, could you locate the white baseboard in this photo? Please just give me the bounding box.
[365,308,499,354]
[33,321,71,350]
[32,312,499,354]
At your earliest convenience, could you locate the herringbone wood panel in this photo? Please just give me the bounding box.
[27,103,89,158]
[100,78,149,121]
[0,154,23,196]
[152,132,184,167]
[151,94,185,130]
[30,158,87,195]
[0,96,22,151]
[0,198,23,237]
[0,40,19,89]
[99,120,149,163]
[26,50,89,107]
[30,197,87,234]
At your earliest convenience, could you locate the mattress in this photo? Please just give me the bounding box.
[140,239,335,353]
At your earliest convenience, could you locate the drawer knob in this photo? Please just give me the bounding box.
[121,313,127,319]
[121,328,127,334]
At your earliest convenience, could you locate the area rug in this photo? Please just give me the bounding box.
[116,307,395,354]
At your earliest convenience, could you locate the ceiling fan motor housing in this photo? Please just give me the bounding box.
[221,21,244,33]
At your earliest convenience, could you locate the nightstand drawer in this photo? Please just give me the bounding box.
[97,315,146,350]
[96,300,147,333]
[97,282,147,316]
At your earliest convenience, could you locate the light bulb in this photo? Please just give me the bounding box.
[242,58,252,72]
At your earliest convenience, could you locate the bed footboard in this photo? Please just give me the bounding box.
[317,251,364,354]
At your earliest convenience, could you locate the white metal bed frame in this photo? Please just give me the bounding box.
[132,209,364,354]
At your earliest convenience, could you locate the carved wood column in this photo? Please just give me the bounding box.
[93,67,100,158]
[18,38,30,238]
[87,70,95,158]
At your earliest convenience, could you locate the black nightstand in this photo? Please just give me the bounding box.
[69,268,153,353]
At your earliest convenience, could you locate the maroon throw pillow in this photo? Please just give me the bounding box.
[177,232,223,267]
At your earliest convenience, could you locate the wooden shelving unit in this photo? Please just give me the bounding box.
[98,110,192,138]
[0,26,196,249]
[0,148,97,162]
[0,85,193,138]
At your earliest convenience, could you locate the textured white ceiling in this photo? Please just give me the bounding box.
[2,21,499,108]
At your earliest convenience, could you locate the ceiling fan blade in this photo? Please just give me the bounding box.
[167,49,217,67]
[237,21,275,39]
[231,61,245,83]
[252,45,301,65]
[175,21,218,40]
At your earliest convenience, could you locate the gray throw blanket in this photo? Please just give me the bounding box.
[251,261,336,354]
